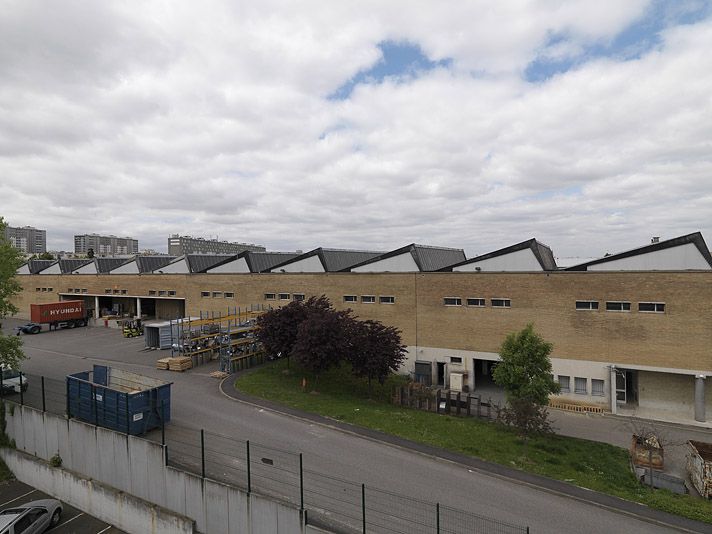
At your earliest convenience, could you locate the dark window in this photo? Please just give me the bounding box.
[491,298,511,308]
[278,293,290,300]
[293,294,305,301]
[450,356,462,364]
[466,298,485,307]
[443,297,462,306]
[379,296,395,304]
[264,293,276,300]
[212,291,223,298]
[168,290,176,296]
[361,295,376,304]
[158,290,167,296]
[200,291,209,297]
[105,289,112,294]
[343,295,357,303]
[592,379,605,396]
[638,302,665,313]
[606,301,631,312]
[574,377,587,394]
[224,292,235,299]
[121,289,128,295]
[35,287,41,292]
[558,375,570,393]
[575,301,599,310]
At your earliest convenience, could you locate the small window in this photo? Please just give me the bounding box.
[75,288,82,293]
[443,297,462,306]
[379,296,395,304]
[105,289,112,294]
[121,289,128,295]
[200,291,209,298]
[574,377,587,395]
[343,295,358,303]
[361,295,376,304]
[466,298,485,307]
[591,379,605,396]
[450,356,463,364]
[575,301,599,310]
[149,290,157,296]
[158,290,167,296]
[491,298,511,308]
[293,293,305,301]
[47,288,52,292]
[212,291,223,298]
[224,292,235,299]
[264,293,276,300]
[278,293,290,300]
[168,290,176,297]
[82,288,88,294]
[638,302,665,313]
[113,289,120,294]
[36,287,41,292]
[606,301,631,312]
[68,288,73,293]
[558,375,570,393]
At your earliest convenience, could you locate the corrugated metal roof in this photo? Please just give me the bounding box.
[441,238,558,271]
[27,259,56,274]
[186,255,235,273]
[60,259,93,273]
[136,256,176,273]
[412,245,466,271]
[247,252,299,272]
[320,249,384,272]
[95,258,130,273]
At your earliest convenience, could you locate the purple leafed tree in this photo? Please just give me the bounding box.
[349,320,407,395]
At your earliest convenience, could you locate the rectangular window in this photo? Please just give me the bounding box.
[47,287,52,292]
[212,291,223,298]
[361,295,376,304]
[591,379,605,396]
[443,297,462,306]
[224,292,235,299]
[575,301,599,310]
[638,302,665,313]
[558,375,570,393]
[81,289,88,294]
[491,298,511,308]
[293,293,305,301]
[200,291,209,297]
[74,288,81,293]
[450,356,463,364]
[68,288,73,293]
[379,296,395,304]
[105,289,112,294]
[36,287,41,292]
[264,293,276,300]
[278,293,290,300]
[149,290,157,296]
[606,301,631,312]
[343,295,358,303]
[158,290,167,296]
[168,290,176,297]
[113,289,120,294]
[466,298,485,307]
[121,289,128,295]
[574,377,587,395]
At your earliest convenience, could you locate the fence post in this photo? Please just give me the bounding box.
[445,391,450,414]
[201,429,206,479]
[125,394,130,435]
[66,380,71,419]
[361,484,366,534]
[477,396,481,418]
[436,502,440,534]
[93,384,98,426]
[246,440,251,493]
[41,377,46,413]
[164,444,168,466]
[299,453,304,511]
[161,400,165,446]
[456,392,461,416]
[19,373,23,406]
[436,389,441,414]
[466,394,471,417]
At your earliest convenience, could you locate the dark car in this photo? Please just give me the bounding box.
[0,499,62,533]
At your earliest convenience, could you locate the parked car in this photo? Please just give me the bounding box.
[0,366,28,395]
[0,499,62,533]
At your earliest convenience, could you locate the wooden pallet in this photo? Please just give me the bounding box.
[168,357,193,372]
[549,400,605,414]
[210,371,229,379]
[156,358,171,370]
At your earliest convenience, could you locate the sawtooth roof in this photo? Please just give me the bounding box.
[270,248,384,272]
[347,244,466,272]
[442,238,557,271]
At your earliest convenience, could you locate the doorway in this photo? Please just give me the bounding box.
[616,370,638,406]
[436,362,445,387]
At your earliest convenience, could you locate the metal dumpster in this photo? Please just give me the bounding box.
[67,365,172,435]
[688,440,712,499]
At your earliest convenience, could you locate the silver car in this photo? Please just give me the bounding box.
[0,499,62,533]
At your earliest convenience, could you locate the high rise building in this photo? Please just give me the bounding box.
[4,225,46,253]
[74,234,139,256]
[168,235,265,256]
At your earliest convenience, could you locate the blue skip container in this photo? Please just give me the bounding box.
[67,365,172,435]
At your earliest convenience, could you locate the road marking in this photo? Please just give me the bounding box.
[0,489,36,507]
[96,526,113,533]
[56,512,84,527]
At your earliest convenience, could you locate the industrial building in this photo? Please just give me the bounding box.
[167,234,266,256]
[4,225,46,253]
[12,232,712,426]
[74,234,139,255]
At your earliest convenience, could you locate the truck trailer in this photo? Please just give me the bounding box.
[16,301,88,334]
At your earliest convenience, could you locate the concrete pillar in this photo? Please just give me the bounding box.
[136,297,142,319]
[695,375,706,422]
[93,296,100,319]
[610,366,617,415]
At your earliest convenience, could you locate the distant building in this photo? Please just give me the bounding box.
[168,234,265,256]
[74,234,139,256]
[4,225,46,253]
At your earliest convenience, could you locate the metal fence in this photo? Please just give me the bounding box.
[393,385,501,422]
[4,374,529,534]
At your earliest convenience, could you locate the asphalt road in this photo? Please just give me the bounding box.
[4,320,708,533]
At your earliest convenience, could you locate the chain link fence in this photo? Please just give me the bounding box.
[4,374,529,534]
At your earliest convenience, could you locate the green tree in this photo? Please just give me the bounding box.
[493,324,559,439]
[86,248,94,258]
[38,252,54,260]
[0,217,25,370]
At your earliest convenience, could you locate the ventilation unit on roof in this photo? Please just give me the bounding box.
[651,237,660,244]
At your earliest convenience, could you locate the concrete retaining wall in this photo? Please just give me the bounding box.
[3,404,305,534]
[0,448,194,534]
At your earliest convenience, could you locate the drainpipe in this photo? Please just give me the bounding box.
[609,365,617,415]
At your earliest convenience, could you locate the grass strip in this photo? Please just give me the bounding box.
[236,359,712,524]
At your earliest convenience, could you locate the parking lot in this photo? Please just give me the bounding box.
[0,479,125,533]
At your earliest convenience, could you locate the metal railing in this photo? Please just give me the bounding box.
[3,374,529,534]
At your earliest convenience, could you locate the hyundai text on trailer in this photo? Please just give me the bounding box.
[16,301,88,334]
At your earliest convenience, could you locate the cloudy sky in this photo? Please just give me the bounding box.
[1,0,711,263]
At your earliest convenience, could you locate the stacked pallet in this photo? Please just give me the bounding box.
[210,371,229,379]
[168,357,193,371]
[156,358,171,370]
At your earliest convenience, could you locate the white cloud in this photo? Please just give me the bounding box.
[0,0,710,261]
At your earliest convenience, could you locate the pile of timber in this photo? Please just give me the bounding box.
[210,371,229,379]
[156,357,193,372]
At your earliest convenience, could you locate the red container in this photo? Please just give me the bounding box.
[30,301,85,324]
